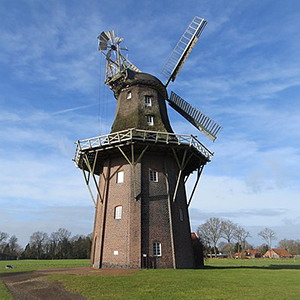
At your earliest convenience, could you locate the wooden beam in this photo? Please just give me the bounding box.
[164,159,176,269]
[187,165,204,207]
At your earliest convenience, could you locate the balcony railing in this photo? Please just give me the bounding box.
[74,128,213,166]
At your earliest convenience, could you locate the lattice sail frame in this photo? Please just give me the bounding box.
[168,92,222,142]
[161,16,207,87]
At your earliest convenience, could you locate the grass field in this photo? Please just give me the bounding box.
[1,258,300,299]
[0,259,90,299]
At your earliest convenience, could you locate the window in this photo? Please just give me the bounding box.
[114,206,122,219]
[179,208,184,221]
[127,91,132,99]
[146,115,154,126]
[145,95,152,107]
[149,170,158,182]
[117,171,124,183]
[153,242,161,257]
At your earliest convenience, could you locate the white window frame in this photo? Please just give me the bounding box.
[145,95,152,107]
[153,242,161,257]
[146,115,154,126]
[117,171,124,183]
[127,91,132,99]
[149,170,158,182]
[114,206,122,220]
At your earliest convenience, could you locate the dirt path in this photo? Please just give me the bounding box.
[2,272,85,300]
[1,268,137,300]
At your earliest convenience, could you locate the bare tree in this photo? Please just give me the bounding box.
[278,239,300,255]
[240,229,251,251]
[235,226,251,255]
[50,228,71,246]
[50,228,72,259]
[221,220,237,258]
[30,231,49,259]
[0,231,8,243]
[0,231,9,253]
[9,235,22,257]
[197,222,212,258]
[205,218,222,258]
[258,228,276,256]
[217,241,230,255]
[56,228,71,242]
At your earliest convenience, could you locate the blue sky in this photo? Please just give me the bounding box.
[0,0,299,247]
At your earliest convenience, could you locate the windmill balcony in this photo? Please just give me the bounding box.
[74,128,213,176]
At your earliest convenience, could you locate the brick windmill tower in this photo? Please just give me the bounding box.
[74,16,221,269]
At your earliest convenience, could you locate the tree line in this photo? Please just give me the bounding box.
[197,217,300,258]
[0,228,92,260]
[2,222,300,261]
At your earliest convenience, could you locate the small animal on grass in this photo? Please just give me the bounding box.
[5,265,14,269]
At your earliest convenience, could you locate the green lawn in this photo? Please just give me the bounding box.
[0,280,11,300]
[1,259,300,299]
[0,259,90,274]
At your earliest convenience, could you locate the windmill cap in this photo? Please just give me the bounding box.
[113,69,168,99]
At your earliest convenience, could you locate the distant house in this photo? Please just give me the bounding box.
[245,250,262,259]
[263,248,292,258]
[234,250,262,259]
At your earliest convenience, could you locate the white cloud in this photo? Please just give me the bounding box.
[0,205,94,247]
[188,173,300,245]
[188,173,300,224]
[1,0,300,250]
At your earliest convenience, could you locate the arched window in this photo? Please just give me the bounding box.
[127,91,132,99]
[114,206,122,220]
[117,171,124,183]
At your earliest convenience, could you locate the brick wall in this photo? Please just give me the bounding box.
[91,146,196,269]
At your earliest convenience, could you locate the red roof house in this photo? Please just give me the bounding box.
[263,248,292,258]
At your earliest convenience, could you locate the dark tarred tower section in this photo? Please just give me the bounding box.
[74,70,211,269]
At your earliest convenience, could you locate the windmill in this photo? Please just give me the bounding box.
[98,30,141,85]
[74,16,221,269]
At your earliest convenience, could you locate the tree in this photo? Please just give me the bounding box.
[29,231,49,259]
[49,228,72,259]
[199,218,222,258]
[233,242,242,254]
[258,228,276,255]
[235,226,251,255]
[56,228,72,242]
[0,231,8,243]
[71,235,92,259]
[257,243,269,255]
[21,243,32,259]
[8,235,22,257]
[0,231,9,253]
[217,241,231,255]
[221,220,237,258]
[278,239,300,255]
[197,222,212,258]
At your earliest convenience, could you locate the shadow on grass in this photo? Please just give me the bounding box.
[204,265,300,270]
